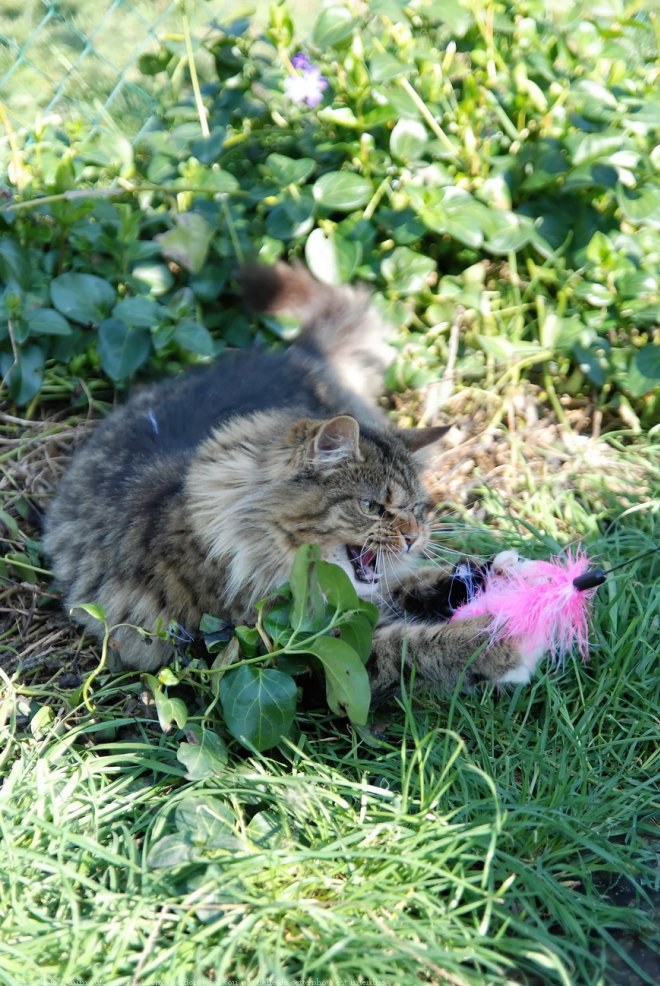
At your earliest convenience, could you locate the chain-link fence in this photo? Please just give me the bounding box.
[0,0,240,139]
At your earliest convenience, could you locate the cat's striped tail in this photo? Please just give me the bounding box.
[239,262,394,400]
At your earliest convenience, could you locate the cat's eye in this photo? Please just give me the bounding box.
[359,498,383,516]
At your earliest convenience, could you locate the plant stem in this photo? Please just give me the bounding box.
[180,3,209,138]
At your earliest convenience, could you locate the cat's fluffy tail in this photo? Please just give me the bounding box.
[240,262,394,400]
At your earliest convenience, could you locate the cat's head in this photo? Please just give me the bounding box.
[188,412,446,609]
[268,414,446,601]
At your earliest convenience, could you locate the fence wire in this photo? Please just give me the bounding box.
[0,0,238,139]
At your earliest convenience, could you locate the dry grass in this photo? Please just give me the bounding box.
[0,409,99,681]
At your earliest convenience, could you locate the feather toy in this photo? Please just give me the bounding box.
[451,550,597,662]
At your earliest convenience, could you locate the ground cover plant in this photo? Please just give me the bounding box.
[1,0,659,983]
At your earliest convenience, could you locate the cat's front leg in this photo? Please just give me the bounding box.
[369,615,541,703]
[386,558,490,621]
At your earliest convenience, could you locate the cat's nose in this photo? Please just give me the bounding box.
[403,533,417,552]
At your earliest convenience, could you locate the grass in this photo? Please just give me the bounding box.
[1,400,658,985]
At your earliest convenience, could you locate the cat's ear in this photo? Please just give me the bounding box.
[312,415,362,464]
[398,425,451,452]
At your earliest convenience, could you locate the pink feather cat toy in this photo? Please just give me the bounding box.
[451,549,600,669]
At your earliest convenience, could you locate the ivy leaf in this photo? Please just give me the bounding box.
[156,213,215,273]
[98,318,151,382]
[72,602,107,623]
[315,560,359,611]
[147,833,194,869]
[176,724,228,781]
[143,674,189,733]
[290,543,327,632]
[313,172,372,211]
[338,612,375,664]
[174,796,241,849]
[219,666,297,752]
[304,635,371,724]
[51,272,117,325]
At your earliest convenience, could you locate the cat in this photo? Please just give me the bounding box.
[44,263,543,701]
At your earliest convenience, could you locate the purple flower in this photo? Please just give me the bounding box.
[291,51,312,71]
[284,51,328,109]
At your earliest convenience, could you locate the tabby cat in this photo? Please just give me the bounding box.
[44,264,543,700]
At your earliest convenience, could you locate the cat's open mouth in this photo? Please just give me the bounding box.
[346,545,379,583]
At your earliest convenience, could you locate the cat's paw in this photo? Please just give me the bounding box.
[491,549,535,578]
[496,637,547,684]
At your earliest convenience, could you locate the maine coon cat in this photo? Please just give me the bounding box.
[44,263,543,700]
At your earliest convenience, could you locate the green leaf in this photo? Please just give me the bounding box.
[0,237,32,289]
[477,335,544,361]
[113,297,161,329]
[417,187,490,249]
[616,184,660,229]
[177,725,229,781]
[30,704,54,738]
[98,319,151,382]
[1,345,44,405]
[390,119,428,162]
[25,308,72,336]
[381,246,435,295]
[315,560,359,611]
[569,132,626,167]
[303,636,371,724]
[338,612,375,664]
[266,191,315,239]
[143,674,188,733]
[72,602,107,623]
[266,154,315,186]
[312,6,356,47]
[290,543,327,632]
[156,213,215,273]
[199,614,235,655]
[247,810,287,849]
[132,263,174,296]
[175,795,239,849]
[235,625,261,658]
[573,342,608,387]
[370,52,404,83]
[147,833,194,869]
[51,272,116,325]
[483,211,533,255]
[304,227,361,285]
[626,345,660,398]
[258,593,294,646]
[313,172,372,212]
[173,320,215,356]
[541,314,591,351]
[573,282,614,307]
[220,666,297,752]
